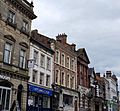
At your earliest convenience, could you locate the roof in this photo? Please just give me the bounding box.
[77,48,90,64]
[88,68,95,77]
[31,30,54,54]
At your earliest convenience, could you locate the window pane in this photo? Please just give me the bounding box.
[8,11,15,23]
[32,70,37,83]
[47,57,51,70]
[55,70,59,83]
[4,50,10,63]
[46,75,50,86]
[40,54,45,67]
[4,43,12,63]
[43,96,50,108]
[40,72,44,85]
[5,90,10,110]
[61,72,64,85]
[0,88,1,100]
[5,43,11,50]
[19,49,25,68]
[23,21,28,31]
[2,89,6,110]
[34,50,38,64]
[63,94,73,106]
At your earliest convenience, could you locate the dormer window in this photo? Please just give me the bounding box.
[7,10,15,24]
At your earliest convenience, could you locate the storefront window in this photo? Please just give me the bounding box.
[43,96,50,108]
[0,86,11,110]
[63,94,73,106]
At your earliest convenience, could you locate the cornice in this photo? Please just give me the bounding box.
[6,0,37,20]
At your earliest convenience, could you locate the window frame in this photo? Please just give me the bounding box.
[61,72,65,86]
[3,42,12,64]
[55,50,60,64]
[19,48,26,69]
[39,72,44,85]
[66,74,70,87]
[55,70,59,84]
[7,10,15,24]
[46,75,50,87]
[46,57,51,71]
[32,70,37,83]
[22,20,28,31]
[61,53,65,66]
[66,56,70,68]
[40,54,45,68]
[33,50,38,65]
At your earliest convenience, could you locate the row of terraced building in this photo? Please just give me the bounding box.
[0,0,119,111]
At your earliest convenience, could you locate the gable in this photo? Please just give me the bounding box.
[77,48,90,64]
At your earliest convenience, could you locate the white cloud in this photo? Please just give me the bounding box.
[28,0,120,90]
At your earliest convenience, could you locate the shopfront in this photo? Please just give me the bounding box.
[28,84,53,111]
[0,79,12,111]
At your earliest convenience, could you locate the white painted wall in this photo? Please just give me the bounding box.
[29,43,54,88]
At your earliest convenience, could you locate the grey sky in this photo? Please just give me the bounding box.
[28,0,120,87]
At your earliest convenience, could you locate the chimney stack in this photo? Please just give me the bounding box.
[71,43,76,51]
[96,73,100,77]
[106,71,112,77]
[56,33,67,44]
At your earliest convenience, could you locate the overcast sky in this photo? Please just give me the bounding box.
[28,0,120,87]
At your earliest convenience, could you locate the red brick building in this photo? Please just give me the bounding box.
[77,48,90,110]
[51,34,79,111]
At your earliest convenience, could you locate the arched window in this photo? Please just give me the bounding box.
[17,84,23,110]
[0,80,13,110]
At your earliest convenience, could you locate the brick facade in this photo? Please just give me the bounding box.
[51,34,79,111]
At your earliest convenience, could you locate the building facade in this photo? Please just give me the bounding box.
[95,73,106,111]
[105,71,119,111]
[88,68,96,111]
[27,30,54,111]
[51,34,79,111]
[77,48,90,111]
[0,0,36,110]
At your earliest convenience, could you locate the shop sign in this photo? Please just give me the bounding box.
[27,59,35,68]
[29,84,53,96]
[0,75,10,80]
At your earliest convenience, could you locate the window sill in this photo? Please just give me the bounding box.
[6,20,17,30]
[20,28,30,37]
[19,67,28,71]
[3,62,12,66]
[46,69,51,72]
[40,66,45,69]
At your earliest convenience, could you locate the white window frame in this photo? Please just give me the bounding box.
[40,72,44,85]
[46,57,51,71]
[33,50,38,65]
[61,53,65,66]
[32,70,37,83]
[8,10,15,23]
[61,72,65,86]
[66,56,70,68]
[55,70,60,84]
[40,54,45,68]
[22,20,28,31]
[66,74,70,87]
[71,59,74,71]
[3,42,12,64]
[0,86,11,111]
[19,49,26,68]
[46,74,50,87]
[55,50,60,64]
